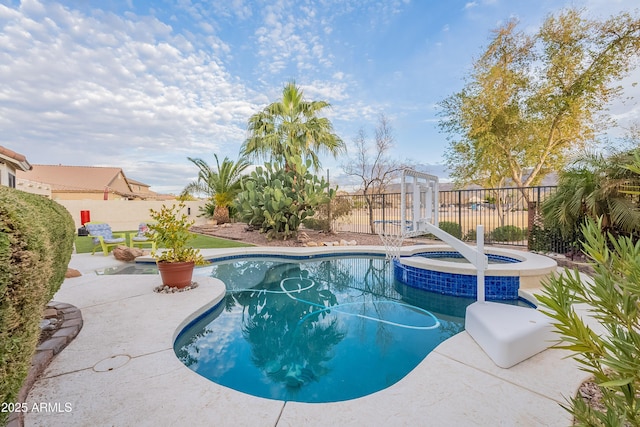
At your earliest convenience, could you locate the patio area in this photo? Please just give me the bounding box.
[23,249,592,426]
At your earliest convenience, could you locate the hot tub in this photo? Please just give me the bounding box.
[394,245,557,300]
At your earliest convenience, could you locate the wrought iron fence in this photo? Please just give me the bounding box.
[329,186,560,249]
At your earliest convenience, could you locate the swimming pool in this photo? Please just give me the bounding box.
[174,254,531,403]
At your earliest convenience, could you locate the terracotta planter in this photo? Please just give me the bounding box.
[157,261,195,288]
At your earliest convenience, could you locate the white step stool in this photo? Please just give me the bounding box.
[465,301,557,368]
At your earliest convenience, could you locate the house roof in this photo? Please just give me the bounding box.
[16,165,136,196]
[16,164,172,199]
[0,145,32,171]
[127,178,150,188]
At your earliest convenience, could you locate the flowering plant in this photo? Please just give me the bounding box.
[147,202,206,265]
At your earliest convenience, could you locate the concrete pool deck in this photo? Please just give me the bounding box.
[23,249,595,426]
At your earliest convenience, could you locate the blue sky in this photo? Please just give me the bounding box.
[2,0,639,194]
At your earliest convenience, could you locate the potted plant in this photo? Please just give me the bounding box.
[148,202,207,288]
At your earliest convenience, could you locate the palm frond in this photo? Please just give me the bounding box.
[241,81,345,170]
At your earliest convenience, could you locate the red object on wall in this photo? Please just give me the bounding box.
[80,210,90,225]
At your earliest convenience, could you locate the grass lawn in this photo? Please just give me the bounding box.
[75,230,253,254]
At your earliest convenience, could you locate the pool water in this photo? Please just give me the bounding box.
[174,256,525,403]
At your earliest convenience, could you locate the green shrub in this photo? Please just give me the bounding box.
[538,218,640,425]
[302,217,327,231]
[490,225,526,242]
[303,194,352,232]
[464,228,478,242]
[439,221,462,239]
[0,187,74,422]
[423,221,462,240]
[529,208,583,254]
[198,199,216,218]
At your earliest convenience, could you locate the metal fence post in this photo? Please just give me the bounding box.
[458,191,462,232]
[382,193,386,232]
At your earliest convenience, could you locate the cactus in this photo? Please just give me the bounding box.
[235,154,334,240]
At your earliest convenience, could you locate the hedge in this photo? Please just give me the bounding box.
[0,187,75,422]
[490,225,527,242]
[438,221,463,240]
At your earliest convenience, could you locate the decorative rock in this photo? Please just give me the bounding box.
[153,282,199,294]
[339,239,348,246]
[306,241,318,247]
[39,319,55,330]
[347,240,357,246]
[65,268,82,278]
[112,246,145,262]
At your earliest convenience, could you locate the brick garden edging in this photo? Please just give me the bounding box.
[6,301,83,427]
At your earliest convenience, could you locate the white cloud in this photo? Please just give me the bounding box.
[253,0,336,76]
[300,80,349,102]
[19,0,46,15]
[4,0,638,194]
[0,0,260,192]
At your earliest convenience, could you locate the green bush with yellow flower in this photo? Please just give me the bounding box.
[147,202,207,265]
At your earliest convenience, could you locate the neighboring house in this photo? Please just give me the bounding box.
[127,177,175,201]
[15,176,52,197]
[127,178,152,196]
[0,145,32,188]
[16,164,169,201]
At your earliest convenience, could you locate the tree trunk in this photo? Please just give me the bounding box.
[213,206,230,225]
[366,194,375,234]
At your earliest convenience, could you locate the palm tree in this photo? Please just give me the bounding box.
[542,149,640,240]
[241,81,345,170]
[183,154,250,224]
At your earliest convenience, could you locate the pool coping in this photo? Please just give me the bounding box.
[22,248,591,426]
[138,243,558,278]
[398,245,558,277]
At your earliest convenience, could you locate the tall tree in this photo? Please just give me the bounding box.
[241,81,345,170]
[342,114,407,233]
[439,9,640,190]
[183,154,250,224]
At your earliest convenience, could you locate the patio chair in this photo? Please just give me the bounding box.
[84,222,127,256]
[129,222,156,252]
